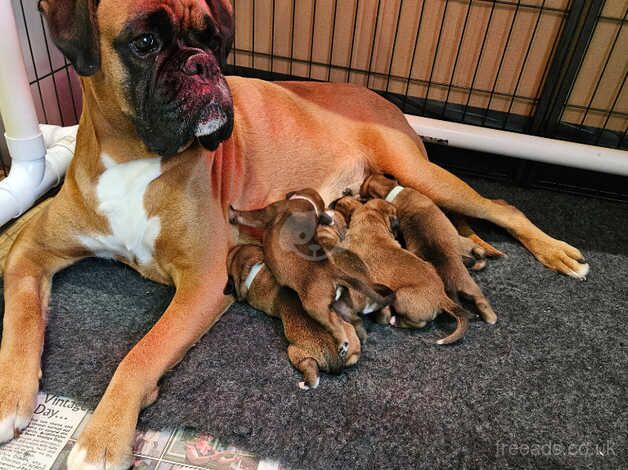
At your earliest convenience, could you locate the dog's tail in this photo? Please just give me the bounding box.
[437,300,471,345]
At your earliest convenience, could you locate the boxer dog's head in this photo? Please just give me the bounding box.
[39,0,235,156]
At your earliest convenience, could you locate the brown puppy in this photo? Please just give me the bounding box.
[0,1,587,466]
[229,189,388,355]
[361,174,497,324]
[334,197,470,344]
[225,244,361,389]
[316,209,394,338]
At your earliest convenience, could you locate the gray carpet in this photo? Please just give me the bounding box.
[1,176,627,469]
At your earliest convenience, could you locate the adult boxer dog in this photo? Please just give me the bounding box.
[0,0,588,468]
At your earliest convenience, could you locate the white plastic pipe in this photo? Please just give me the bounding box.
[0,125,77,227]
[0,2,77,228]
[406,115,628,176]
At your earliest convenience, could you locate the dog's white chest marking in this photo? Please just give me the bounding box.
[79,154,162,266]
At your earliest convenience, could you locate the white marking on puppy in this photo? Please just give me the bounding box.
[79,154,162,266]
[67,444,132,470]
[0,414,31,443]
[334,286,344,301]
[297,376,320,391]
[569,262,590,280]
[362,301,379,314]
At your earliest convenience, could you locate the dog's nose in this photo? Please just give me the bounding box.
[182,53,218,78]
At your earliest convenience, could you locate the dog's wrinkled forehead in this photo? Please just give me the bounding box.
[101,0,218,36]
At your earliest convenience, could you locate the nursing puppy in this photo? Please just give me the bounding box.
[229,189,388,355]
[225,244,361,389]
[0,1,587,466]
[361,174,497,324]
[316,209,394,338]
[334,197,470,344]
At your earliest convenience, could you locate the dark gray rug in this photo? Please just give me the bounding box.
[1,176,627,469]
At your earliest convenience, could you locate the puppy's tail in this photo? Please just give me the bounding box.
[437,300,471,345]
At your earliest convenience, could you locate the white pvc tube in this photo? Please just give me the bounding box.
[0,125,77,227]
[0,0,46,165]
[405,115,628,176]
[0,2,77,228]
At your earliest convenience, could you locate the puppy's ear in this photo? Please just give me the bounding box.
[39,0,100,76]
[206,0,234,68]
[223,276,236,296]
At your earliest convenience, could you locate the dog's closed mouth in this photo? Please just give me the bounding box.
[196,108,234,151]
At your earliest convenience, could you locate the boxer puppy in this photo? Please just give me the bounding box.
[0,1,587,467]
[225,244,361,390]
[334,197,470,344]
[229,189,389,352]
[316,209,394,340]
[360,174,497,324]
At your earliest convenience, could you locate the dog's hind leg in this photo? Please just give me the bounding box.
[370,136,588,279]
[288,346,320,390]
[301,297,350,358]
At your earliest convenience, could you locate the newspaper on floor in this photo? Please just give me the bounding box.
[0,392,283,470]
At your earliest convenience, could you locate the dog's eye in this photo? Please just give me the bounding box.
[130,33,161,57]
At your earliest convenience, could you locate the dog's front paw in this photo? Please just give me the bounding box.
[0,360,39,443]
[524,236,589,280]
[67,406,136,470]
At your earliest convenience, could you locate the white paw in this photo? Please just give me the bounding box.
[567,262,590,281]
[0,413,32,443]
[389,316,397,326]
[297,376,320,390]
[67,444,132,470]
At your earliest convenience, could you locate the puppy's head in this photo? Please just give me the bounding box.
[359,173,398,200]
[364,199,399,234]
[40,0,235,156]
[225,244,265,301]
[331,196,363,224]
[286,188,327,219]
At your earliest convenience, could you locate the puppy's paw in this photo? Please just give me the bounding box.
[297,376,320,391]
[337,341,349,358]
[0,362,39,443]
[524,236,589,280]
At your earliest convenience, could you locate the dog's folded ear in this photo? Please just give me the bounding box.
[38,0,100,76]
[205,0,234,68]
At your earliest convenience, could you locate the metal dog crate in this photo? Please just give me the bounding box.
[2,0,626,193]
